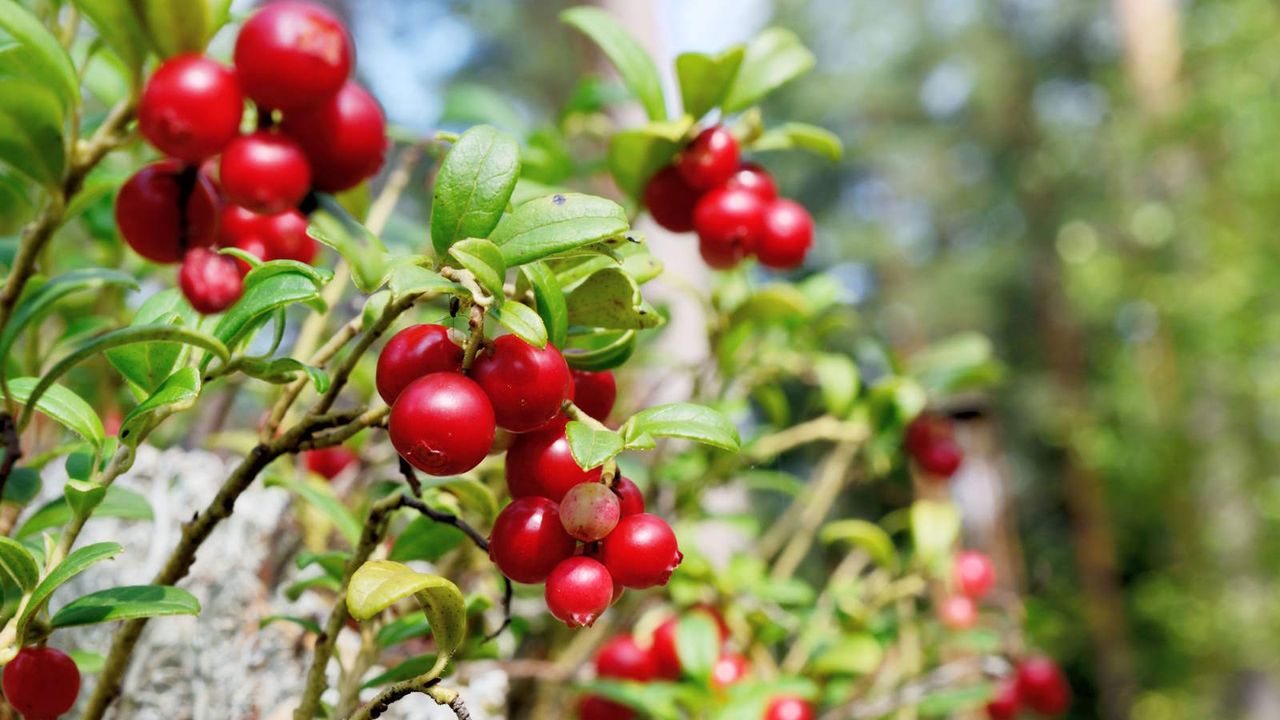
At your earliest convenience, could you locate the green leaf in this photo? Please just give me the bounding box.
[389,515,465,563]
[917,683,995,715]
[18,542,122,636]
[67,649,104,674]
[561,7,666,121]
[675,46,745,118]
[376,610,430,648]
[564,329,637,371]
[820,519,896,569]
[134,0,226,57]
[64,480,107,520]
[0,0,79,112]
[722,28,815,112]
[266,476,361,548]
[50,585,200,628]
[309,199,390,293]
[17,485,153,539]
[7,378,103,447]
[622,403,740,451]
[238,357,329,393]
[285,574,340,601]
[435,478,498,522]
[430,125,521,256]
[73,0,150,74]
[810,634,884,676]
[489,301,547,348]
[566,267,663,330]
[911,500,961,574]
[259,614,323,635]
[751,122,844,161]
[297,550,348,581]
[907,333,1003,395]
[361,652,440,689]
[1,269,139,374]
[3,467,41,504]
[387,264,464,301]
[346,560,466,680]
[812,353,860,418]
[119,367,201,447]
[577,680,684,720]
[521,262,568,349]
[0,78,66,188]
[564,421,623,471]
[492,193,630,266]
[675,611,720,684]
[105,288,198,393]
[0,537,38,591]
[606,119,693,198]
[212,267,325,349]
[448,238,506,300]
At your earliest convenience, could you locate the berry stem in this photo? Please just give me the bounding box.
[459,300,486,372]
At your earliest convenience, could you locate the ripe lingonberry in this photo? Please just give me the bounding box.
[559,482,621,542]
[905,412,964,478]
[1016,657,1070,715]
[677,126,740,190]
[304,446,358,480]
[600,513,682,589]
[693,186,767,267]
[505,424,601,501]
[116,161,220,264]
[219,132,312,214]
[220,204,263,245]
[954,550,996,599]
[2,646,81,719]
[595,635,657,681]
[757,199,814,270]
[569,369,616,421]
[612,476,645,517]
[388,373,494,476]
[711,653,750,689]
[649,617,682,679]
[939,595,977,630]
[986,677,1021,720]
[545,556,614,628]
[765,696,816,720]
[578,695,631,720]
[376,324,464,404]
[726,163,778,201]
[281,82,386,191]
[259,209,317,263]
[470,335,573,433]
[233,1,352,110]
[138,55,243,162]
[179,248,243,314]
[488,496,577,584]
[643,165,702,233]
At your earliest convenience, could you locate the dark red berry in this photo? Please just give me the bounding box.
[955,550,996,599]
[259,209,317,263]
[612,476,645,517]
[905,412,949,454]
[1016,657,1070,715]
[578,695,632,720]
[677,126,739,190]
[986,677,1021,720]
[219,132,311,214]
[376,324,464,405]
[505,424,601,501]
[471,335,573,433]
[116,161,220,264]
[711,653,750,689]
[643,165,702,233]
[545,556,613,628]
[389,373,494,476]
[693,186,767,265]
[304,446,358,480]
[281,82,386,191]
[139,55,243,162]
[570,369,616,421]
[219,204,263,246]
[698,232,748,269]
[488,496,577,584]
[649,618,682,679]
[938,595,977,630]
[233,1,352,110]
[765,696,815,720]
[906,412,964,478]
[600,513,682,589]
[3,646,80,719]
[757,199,814,270]
[179,248,243,314]
[918,439,963,477]
[595,635,656,681]
[559,482,621,542]
[725,163,777,201]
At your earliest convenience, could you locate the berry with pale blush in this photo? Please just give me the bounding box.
[559,482,621,542]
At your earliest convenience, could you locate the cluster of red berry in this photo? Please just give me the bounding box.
[986,656,1071,719]
[644,126,814,270]
[904,411,964,479]
[579,609,814,720]
[2,646,80,720]
[938,549,995,630]
[117,1,386,314]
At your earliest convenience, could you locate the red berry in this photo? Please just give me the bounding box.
[711,653,750,689]
[600,513,682,589]
[649,618,682,679]
[488,496,576,584]
[698,232,747,269]
[219,132,311,214]
[1016,657,1070,715]
[756,199,814,270]
[725,163,777,201]
[505,424,601,501]
[179,248,244,314]
[578,695,632,720]
[116,161,220,264]
[612,476,645,517]
[219,204,263,246]
[693,186,767,265]
[918,439,963,477]
[986,677,1021,720]
[233,1,352,110]
[3,646,81,719]
[765,696,815,720]
[643,165,702,233]
[938,595,977,630]
[570,369,616,421]
[906,413,964,477]
[677,126,739,190]
[471,336,573,433]
[281,82,386,191]
[304,446,358,480]
[139,55,243,162]
[388,373,494,476]
[376,324,464,405]
[229,233,269,275]
[905,412,950,454]
[595,635,656,681]
[559,482,621,542]
[260,209,317,263]
[545,556,614,628]
[954,550,996,599]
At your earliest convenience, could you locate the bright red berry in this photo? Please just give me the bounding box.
[938,595,977,630]
[259,209,317,263]
[693,186,767,266]
[138,55,243,162]
[545,556,614,628]
[677,126,740,190]
[986,677,1021,720]
[3,646,81,719]
[470,336,573,433]
[578,695,632,720]
[711,653,750,689]
[569,369,616,421]
[600,513,682,589]
[559,482,621,542]
[388,373,494,476]
[643,165,702,233]
[376,324,464,405]
[725,163,777,201]
[1016,657,1070,715]
[233,1,352,110]
[219,132,311,214]
[505,424,601,501]
[281,82,386,191]
[765,696,815,720]
[756,199,814,270]
[116,161,220,264]
[595,635,657,681]
[649,618,682,679]
[304,446,358,480]
[955,550,996,599]
[219,204,263,246]
[179,248,244,314]
[612,476,645,517]
[488,496,577,584]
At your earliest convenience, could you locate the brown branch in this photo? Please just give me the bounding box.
[351,678,470,720]
[0,413,21,502]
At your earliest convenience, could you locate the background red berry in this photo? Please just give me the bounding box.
[559,482,621,542]
[219,132,312,214]
[2,646,81,719]
[765,696,816,720]
[643,165,702,233]
[578,695,631,720]
[179,248,243,314]
[600,513,682,588]
[303,446,358,480]
[505,424,601,501]
[1016,657,1071,715]
[471,335,573,433]
[594,635,656,681]
[677,125,740,190]
[756,198,814,270]
[388,373,494,476]
[545,556,614,627]
[710,653,750,689]
[233,1,352,110]
[376,324,464,405]
[954,550,996,599]
[694,186,767,261]
[488,496,576,584]
[726,163,778,201]
[938,595,977,629]
[569,369,616,421]
[986,677,1021,720]
[649,618,682,679]
[116,161,220,264]
[138,55,243,162]
[281,82,386,191]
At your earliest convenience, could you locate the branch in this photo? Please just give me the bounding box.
[823,655,1010,720]
[351,678,471,720]
[0,413,21,503]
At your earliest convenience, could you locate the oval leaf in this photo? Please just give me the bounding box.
[675,611,720,685]
[8,378,103,447]
[18,542,123,636]
[50,585,200,628]
[17,485,153,539]
[489,300,548,348]
[561,7,666,121]
[448,237,506,300]
[1,269,139,373]
[622,403,740,451]
[347,560,466,679]
[750,122,844,161]
[119,367,201,447]
[521,262,568,349]
[491,193,629,266]
[565,421,624,471]
[820,519,896,569]
[722,28,815,113]
[676,46,745,119]
[0,537,38,592]
[431,125,521,255]
[566,267,663,330]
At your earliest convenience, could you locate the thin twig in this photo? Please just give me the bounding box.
[0,413,21,502]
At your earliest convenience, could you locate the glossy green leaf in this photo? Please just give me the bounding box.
[346,560,466,680]
[376,610,430,648]
[561,7,666,121]
[676,46,745,118]
[212,267,325,348]
[18,542,123,636]
[722,28,815,112]
[309,198,390,293]
[0,78,65,187]
[67,649,104,674]
[64,480,107,520]
[119,367,201,447]
[73,0,150,74]
[265,476,361,547]
[0,537,38,591]
[566,267,663,330]
[387,264,465,302]
[820,519,896,568]
[0,0,79,112]
[389,514,465,563]
[134,0,228,57]
[50,585,200,628]
[521,262,568,348]
[812,353,861,418]
[17,485,153,539]
[8,377,103,447]
[492,193,629,266]
[361,652,440,689]
[675,611,720,685]
[238,357,329,393]
[430,125,521,256]
[434,478,498,522]
[564,421,623,470]
[622,403,740,451]
[448,237,506,300]
[3,467,41,505]
[564,329,637,371]
[490,300,547,348]
[750,122,844,161]
[1,269,138,375]
[105,288,198,393]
